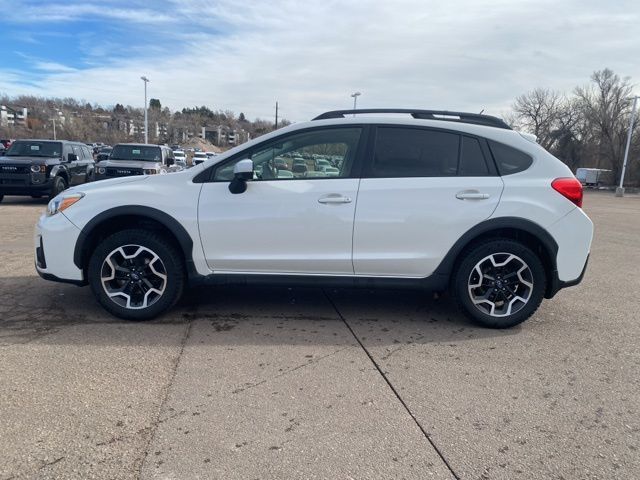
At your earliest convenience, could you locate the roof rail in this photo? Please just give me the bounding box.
[312,109,512,130]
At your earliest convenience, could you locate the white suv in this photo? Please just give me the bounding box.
[35,109,593,328]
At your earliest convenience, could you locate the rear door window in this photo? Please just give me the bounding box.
[370,127,459,177]
[459,136,490,176]
[488,140,533,175]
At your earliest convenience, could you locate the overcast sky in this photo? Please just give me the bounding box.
[0,0,638,122]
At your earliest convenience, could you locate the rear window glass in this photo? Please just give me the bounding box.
[371,127,459,177]
[459,136,490,176]
[110,145,161,162]
[488,140,533,175]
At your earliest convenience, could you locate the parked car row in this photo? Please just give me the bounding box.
[0,140,188,202]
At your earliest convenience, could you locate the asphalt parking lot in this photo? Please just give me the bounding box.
[0,191,638,480]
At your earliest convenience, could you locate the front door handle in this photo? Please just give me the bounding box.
[318,194,352,204]
[456,190,490,200]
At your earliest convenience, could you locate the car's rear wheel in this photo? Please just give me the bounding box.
[88,229,185,320]
[453,239,546,328]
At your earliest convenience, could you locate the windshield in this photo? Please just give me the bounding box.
[6,141,62,158]
[110,145,161,161]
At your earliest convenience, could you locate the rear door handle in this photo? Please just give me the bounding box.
[318,194,352,204]
[456,191,490,200]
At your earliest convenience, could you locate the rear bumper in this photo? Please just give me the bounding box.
[546,254,589,299]
[545,207,593,298]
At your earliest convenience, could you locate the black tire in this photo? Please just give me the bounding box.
[452,239,546,328]
[88,229,185,320]
[31,195,42,199]
[0,195,3,203]
[50,176,67,199]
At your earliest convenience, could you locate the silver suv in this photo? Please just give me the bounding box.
[94,143,178,180]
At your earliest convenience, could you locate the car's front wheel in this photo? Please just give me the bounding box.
[453,239,546,328]
[50,176,67,199]
[88,229,185,320]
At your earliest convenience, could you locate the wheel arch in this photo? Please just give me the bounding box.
[50,165,69,183]
[433,217,558,298]
[73,206,196,279]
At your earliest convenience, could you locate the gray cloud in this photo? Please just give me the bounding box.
[1,0,639,122]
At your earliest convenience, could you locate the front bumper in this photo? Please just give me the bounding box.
[0,172,53,196]
[35,212,87,285]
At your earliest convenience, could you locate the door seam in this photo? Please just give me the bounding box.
[350,178,362,274]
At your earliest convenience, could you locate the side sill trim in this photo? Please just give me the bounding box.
[189,272,450,291]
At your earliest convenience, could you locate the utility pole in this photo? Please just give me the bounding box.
[616,95,639,197]
[141,76,150,143]
[52,118,56,140]
[275,101,279,130]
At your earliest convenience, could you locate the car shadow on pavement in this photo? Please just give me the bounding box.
[0,196,49,205]
[0,276,518,346]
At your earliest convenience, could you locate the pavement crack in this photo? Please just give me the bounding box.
[322,289,461,480]
[134,318,193,479]
[39,456,65,470]
[95,426,152,447]
[381,345,405,360]
[232,346,351,395]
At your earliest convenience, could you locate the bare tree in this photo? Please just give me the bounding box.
[512,88,566,151]
[574,69,634,179]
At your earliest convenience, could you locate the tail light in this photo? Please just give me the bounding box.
[551,177,583,208]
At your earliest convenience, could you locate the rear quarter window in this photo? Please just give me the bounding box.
[488,140,533,175]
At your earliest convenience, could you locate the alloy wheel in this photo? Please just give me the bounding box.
[467,252,534,317]
[100,244,167,309]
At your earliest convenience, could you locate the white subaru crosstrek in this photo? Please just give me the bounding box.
[35,109,593,328]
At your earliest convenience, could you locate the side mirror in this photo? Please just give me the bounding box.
[67,153,78,162]
[229,159,253,194]
[233,159,254,180]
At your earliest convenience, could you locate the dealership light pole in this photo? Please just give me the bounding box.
[351,92,361,116]
[616,95,639,197]
[141,76,150,144]
[51,118,56,140]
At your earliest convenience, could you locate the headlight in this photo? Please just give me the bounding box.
[47,192,84,217]
[97,167,106,174]
[143,169,157,175]
[30,164,46,173]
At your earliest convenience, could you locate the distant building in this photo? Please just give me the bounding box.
[201,125,250,146]
[0,105,28,127]
[154,122,168,139]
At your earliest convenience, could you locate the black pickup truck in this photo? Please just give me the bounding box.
[0,139,95,202]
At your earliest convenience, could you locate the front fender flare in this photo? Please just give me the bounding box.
[72,205,196,277]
